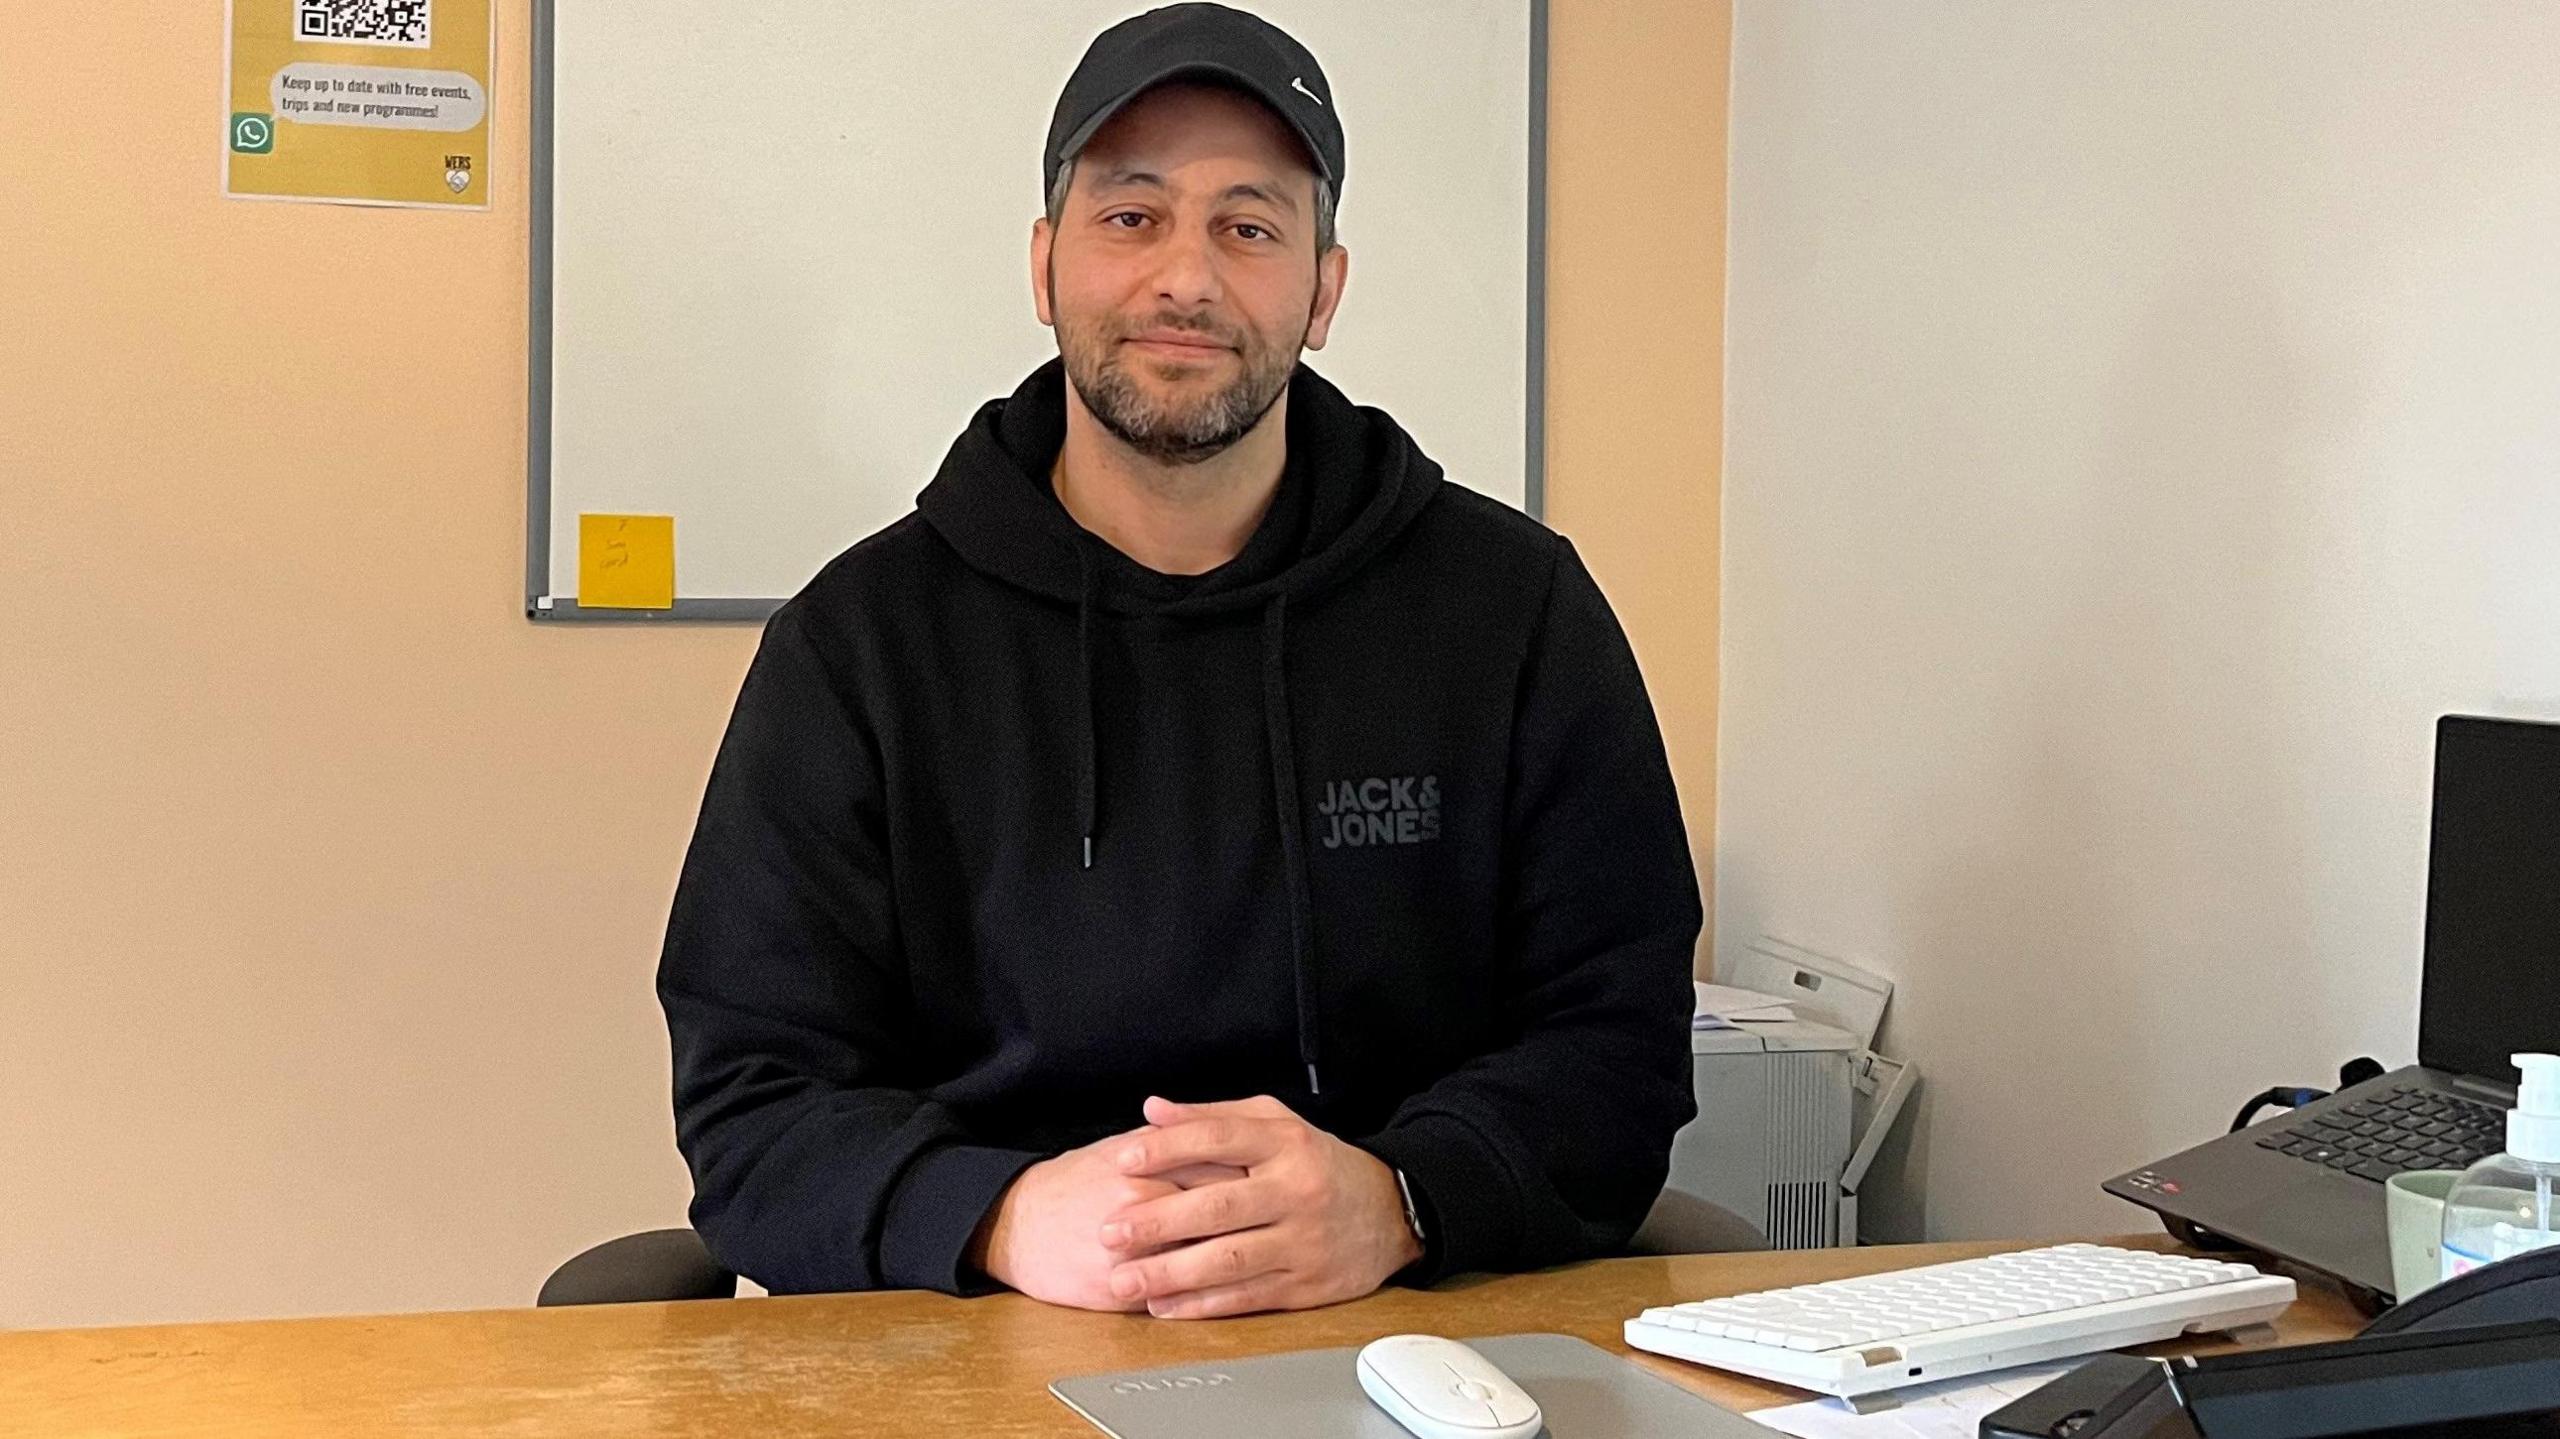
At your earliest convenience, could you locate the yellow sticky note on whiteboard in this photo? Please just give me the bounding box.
[579,514,676,609]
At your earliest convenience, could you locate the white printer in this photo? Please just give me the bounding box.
[1662,937,1916,1249]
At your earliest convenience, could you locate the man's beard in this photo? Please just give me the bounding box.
[1057,308,1300,466]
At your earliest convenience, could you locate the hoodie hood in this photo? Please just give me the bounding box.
[917,358,1445,618]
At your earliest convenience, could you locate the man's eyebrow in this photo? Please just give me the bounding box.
[1220,181,1301,215]
[1085,169,1302,216]
[1089,167,1167,192]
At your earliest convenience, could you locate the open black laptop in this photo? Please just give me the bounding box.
[2104,714,2560,1300]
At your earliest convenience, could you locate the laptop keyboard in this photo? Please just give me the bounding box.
[2258,1084,2504,1183]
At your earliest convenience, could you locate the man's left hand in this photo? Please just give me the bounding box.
[1097,1094,1423,1319]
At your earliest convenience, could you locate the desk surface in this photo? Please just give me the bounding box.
[7,1236,2363,1438]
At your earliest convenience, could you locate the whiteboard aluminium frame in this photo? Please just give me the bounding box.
[526,0,1548,623]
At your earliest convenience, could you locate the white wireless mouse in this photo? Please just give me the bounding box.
[1355,1334,1544,1439]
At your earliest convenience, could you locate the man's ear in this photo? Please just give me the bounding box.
[1302,244,1351,352]
[1030,217,1057,328]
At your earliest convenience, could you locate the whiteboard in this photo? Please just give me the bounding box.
[531,0,1544,619]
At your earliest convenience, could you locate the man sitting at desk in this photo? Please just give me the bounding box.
[658,3,1701,1320]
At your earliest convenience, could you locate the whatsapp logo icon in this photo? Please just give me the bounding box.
[231,113,274,154]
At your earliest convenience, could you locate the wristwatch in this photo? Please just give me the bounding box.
[1393,1167,1427,1247]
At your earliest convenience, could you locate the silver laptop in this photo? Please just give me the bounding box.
[2105,715,2560,1301]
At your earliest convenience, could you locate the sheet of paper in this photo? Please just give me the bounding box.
[579,514,676,609]
[226,0,495,208]
[1695,981,1796,1025]
[1750,1364,2074,1439]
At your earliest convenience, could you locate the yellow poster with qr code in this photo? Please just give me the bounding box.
[225,0,493,208]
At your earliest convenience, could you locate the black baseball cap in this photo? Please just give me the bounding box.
[1045,4,1345,205]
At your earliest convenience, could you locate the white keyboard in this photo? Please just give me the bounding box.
[1623,1243,2295,1401]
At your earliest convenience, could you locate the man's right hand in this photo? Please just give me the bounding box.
[971,1135,1242,1311]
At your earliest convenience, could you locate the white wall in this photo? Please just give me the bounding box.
[1721,2,2560,1243]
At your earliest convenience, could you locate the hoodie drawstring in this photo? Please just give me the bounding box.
[1069,565,1323,1098]
[1261,594,1323,1097]
[1075,543,1098,870]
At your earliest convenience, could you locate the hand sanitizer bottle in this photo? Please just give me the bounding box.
[2441,1052,2560,1281]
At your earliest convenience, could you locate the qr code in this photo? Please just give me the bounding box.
[295,0,431,47]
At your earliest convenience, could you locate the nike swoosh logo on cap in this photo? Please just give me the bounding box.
[1292,76,1324,107]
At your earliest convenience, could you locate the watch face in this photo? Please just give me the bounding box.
[1395,1168,1426,1242]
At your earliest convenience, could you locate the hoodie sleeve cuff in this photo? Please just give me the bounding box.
[1355,1114,1520,1285]
[878,1143,1045,1296]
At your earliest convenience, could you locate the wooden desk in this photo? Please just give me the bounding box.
[6,1236,2362,1438]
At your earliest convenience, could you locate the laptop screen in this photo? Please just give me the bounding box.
[2419,716,2560,1083]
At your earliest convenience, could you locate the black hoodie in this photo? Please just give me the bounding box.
[659,360,1702,1296]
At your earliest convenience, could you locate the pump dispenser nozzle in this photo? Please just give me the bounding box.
[2508,1052,2560,1164]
